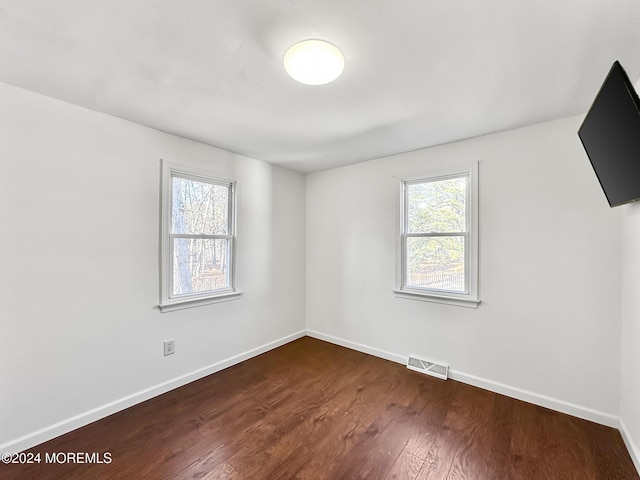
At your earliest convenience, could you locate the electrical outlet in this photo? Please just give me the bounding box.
[164,339,175,356]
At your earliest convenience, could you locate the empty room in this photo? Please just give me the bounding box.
[2,1,640,479]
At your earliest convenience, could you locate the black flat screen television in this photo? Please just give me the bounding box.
[578,61,640,207]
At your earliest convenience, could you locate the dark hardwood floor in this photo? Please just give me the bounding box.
[2,336,638,479]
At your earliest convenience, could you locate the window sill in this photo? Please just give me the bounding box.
[159,290,243,313]
[393,289,480,309]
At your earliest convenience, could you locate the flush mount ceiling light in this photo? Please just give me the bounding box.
[284,39,345,85]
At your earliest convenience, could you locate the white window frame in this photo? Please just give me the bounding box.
[159,160,242,312]
[395,162,479,308]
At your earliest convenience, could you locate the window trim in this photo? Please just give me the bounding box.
[159,160,242,312]
[394,162,480,308]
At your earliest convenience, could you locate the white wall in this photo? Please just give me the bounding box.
[621,204,640,470]
[0,82,306,451]
[306,116,623,424]
[0,77,632,459]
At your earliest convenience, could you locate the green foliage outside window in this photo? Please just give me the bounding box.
[406,176,467,292]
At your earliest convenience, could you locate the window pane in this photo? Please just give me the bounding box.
[172,177,229,235]
[405,236,465,292]
[172,238,230,296]
[407,177,466,233]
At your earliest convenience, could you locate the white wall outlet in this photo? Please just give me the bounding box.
[164,339,175,356]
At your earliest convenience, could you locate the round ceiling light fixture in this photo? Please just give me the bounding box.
[284,39,345,85]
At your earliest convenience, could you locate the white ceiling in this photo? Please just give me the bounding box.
[1,1,640,172]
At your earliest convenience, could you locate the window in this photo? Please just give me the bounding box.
[396,163,479,307]
[159,161,241,312]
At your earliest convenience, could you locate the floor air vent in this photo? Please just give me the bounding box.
[407,356,448,380]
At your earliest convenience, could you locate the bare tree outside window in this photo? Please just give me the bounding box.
[159,161,240,312]
[170,175,233,296]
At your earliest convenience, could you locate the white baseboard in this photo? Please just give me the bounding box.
[448,370,618,428]
[620,418,640,476]
[306,330,407,365]
[0,330,306,454]
[306,329,618,428]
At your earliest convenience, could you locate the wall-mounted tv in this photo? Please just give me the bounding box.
[578,61,640,207]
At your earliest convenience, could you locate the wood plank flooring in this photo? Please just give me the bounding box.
[2,337,638,479]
